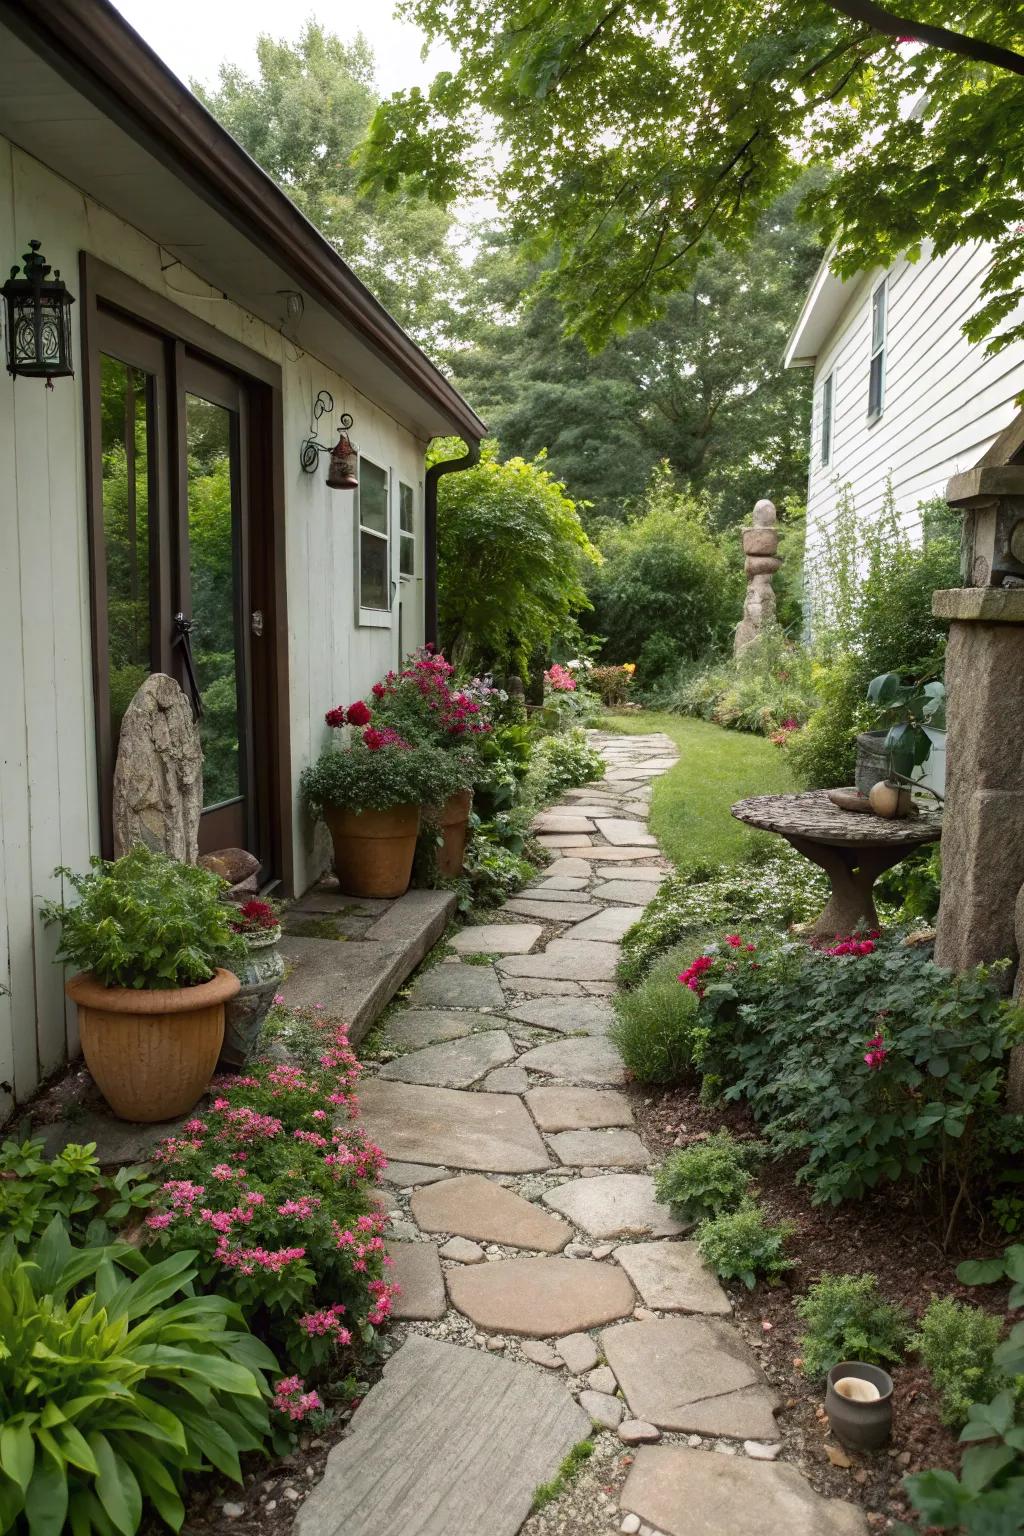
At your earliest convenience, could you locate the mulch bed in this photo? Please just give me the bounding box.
[634,1082,1010,1529]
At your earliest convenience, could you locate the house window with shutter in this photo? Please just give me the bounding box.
[868,279,887,421]
[821,371,834,465]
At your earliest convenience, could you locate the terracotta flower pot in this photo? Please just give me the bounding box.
[65,968,240,1123]
[427,787,473,878]
[325,803,420,898]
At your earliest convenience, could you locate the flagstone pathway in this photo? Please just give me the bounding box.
[297,732,867,1536]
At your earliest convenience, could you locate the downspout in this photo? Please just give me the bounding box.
[424,438,481,649]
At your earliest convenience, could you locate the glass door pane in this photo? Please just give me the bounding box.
[185,393,243,809]
[99,354,154,750]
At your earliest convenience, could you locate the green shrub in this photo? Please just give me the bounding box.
[300,736,465,816]
[616,847,829,987]
[0,1137,155,1249]
[695,1201,794,1289]
[590,664,633,706]
[528,728,605,800]
[40,847,243,990]
[654,1131,760,1224]
[914,1296,1006,1428]
[664,627,816,737]
[796,1273,912,1379]
[690,933,1022,1214]
[0,1218,276,1535]
[611,968,702,1084]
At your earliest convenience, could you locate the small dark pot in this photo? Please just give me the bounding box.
[825,1362,894,1450]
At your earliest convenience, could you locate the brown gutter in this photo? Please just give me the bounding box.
[0,0,487,445]
[424,440,481,648]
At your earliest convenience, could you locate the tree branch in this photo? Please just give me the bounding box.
[821,0,1024,76]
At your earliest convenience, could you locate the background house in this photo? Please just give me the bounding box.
[786,240,1024,601]
[0,0,484,1121]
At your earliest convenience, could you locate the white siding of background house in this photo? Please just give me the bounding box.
[786,241,1024,600]
[0,2,484,1122]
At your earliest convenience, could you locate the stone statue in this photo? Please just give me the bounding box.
[112,673,203,863]
[734,498,781,656]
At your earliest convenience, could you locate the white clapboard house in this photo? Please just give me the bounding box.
[0,0,485,1118]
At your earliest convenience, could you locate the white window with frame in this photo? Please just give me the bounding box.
[867,279,887,421]
[357,457,391,622]
[820,371,834,466]
[399,480,416,579]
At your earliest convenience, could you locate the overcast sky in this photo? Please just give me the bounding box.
[111,0,454,98]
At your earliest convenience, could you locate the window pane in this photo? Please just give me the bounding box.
[360,460,388,534]
[821,375,833,464]
[869,354,884,418]
[361,530,389,609]
[400,531,415,577]
[400,481,415,533]
[100,355,153,749]
[871,283,886,352]
[186,394,242,807]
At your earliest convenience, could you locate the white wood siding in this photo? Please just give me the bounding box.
[803,242,1024,589]
[0,139,430,1116]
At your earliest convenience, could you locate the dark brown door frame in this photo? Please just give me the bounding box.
[79,253,293,891]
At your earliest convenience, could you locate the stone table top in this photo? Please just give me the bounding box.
[731,790,942,849]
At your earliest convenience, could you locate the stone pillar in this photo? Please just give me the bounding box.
[734,498,780,656]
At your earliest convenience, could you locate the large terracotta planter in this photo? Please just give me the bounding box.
[65,968,239,1123]
[427,787,473,878]
[325,803,420,898]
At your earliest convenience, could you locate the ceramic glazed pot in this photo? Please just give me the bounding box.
[65,968,239,1122]
[427,787,473,878]
[868,780,914,819]
[220,929,285,1070]
[855,730,891,796]
[825,1362,894,1450]
[325,804,420,898]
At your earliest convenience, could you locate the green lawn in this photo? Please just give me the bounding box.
[602,710,797,868]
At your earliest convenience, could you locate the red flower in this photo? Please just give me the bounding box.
[325,706,346,728]
[347,700,372,726]
[371,682,387,699]
[725,934,743,948]
[362,726,410,752]
[863,1032,888,1070]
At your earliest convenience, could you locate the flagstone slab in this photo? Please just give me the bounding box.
[562,907,638,944]
[526,1087,635,1132]
[525,876,591,893]
[601,1318,779,1438]
[575,846,663,862]
[540,858,596,879]
[606,864,667,879]
[591,880,665,905]
[359,1080,550,1172]
[613,1242,732,1315]
[619,1447,868,1536]
[531,813,597,833]
[504,898,602,923]
[536,833,595,849]
[542,1175,683,1238]
[580,1390,624,1429]
[386,1242,446,1321]
[407,962,506,1010]
[595,819,659,847]
[549,1129,650,1167]
[447,1255,636,1336]
[504,977,586,997]
[378,1031,517,1087]
[385,1009,484,1051]
[383,1161,450,1188]
[517,1036,627,1084]
[499,940,621,982]
[411,1174,571,1253]
[504,996,616,1035]
[296,1334,589,1536]
[481,1065,530,1094]
[450,923,543,956]
[557,1333,600,1374]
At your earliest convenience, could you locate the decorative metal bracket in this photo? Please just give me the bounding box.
[300,390,353,473]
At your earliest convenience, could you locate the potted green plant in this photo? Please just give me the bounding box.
[41,847,243,1122]
[864,672,946,817]
[220,897,285,1069]
[300,728,462,897]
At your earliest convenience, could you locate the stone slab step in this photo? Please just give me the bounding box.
[359,1079,550,1172]
[295,1335,589,1536]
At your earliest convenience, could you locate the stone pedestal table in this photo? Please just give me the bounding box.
[731,791,942,938]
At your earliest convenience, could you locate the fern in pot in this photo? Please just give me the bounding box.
[42,846,243,1122]
[301,725,464,898]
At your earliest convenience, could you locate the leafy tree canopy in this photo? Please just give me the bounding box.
[195,21,468,350]
[362,1,1024,352]
[451,186,820,526]
[433,439,599,676]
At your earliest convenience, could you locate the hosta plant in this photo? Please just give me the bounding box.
[0,1218,276,1536]
[0,1136,155,1249]
[40,846,243,990]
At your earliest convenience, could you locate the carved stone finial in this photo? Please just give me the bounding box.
[112,673,203,864]
[735,499,780,655]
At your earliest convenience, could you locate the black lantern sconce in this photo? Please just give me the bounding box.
[300,390,358,491]
[2,240,75,386]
